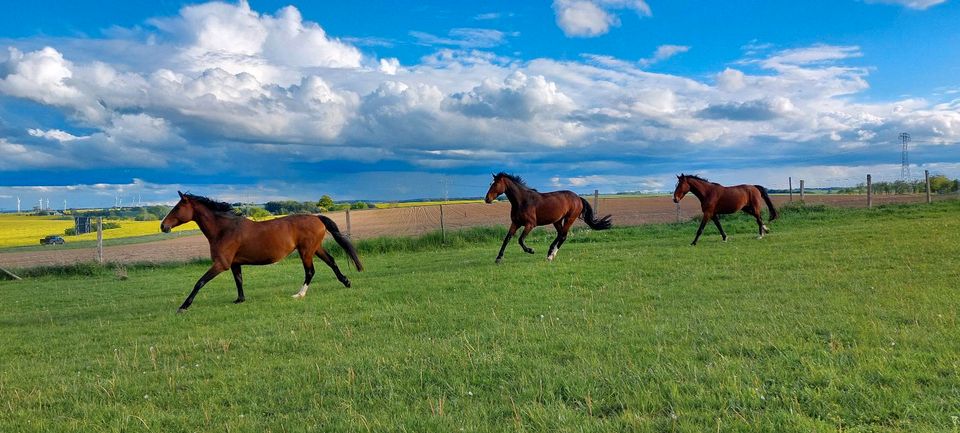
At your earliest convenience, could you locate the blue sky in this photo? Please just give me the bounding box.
[1,0,958,209]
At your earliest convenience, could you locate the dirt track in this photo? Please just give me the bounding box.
[0,194,945,270]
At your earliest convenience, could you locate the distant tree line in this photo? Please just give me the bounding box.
[833,175,960,195]
[70,206,171,221]
[258,195,372,216]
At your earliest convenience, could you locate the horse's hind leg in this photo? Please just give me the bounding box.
[316,248,350,288]
[749,206,766,239]
[711,215,727,242]
[231,264,245,303]
[547,221,562,260]
[549,216,577,261]
[518,223,536,254]
[292,250,316,299]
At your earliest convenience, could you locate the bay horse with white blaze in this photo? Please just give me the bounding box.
[160,192,363,313]
[485,172,612,263]
[672,174,778,245]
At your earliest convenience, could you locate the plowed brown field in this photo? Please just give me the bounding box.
[0,194,942,269]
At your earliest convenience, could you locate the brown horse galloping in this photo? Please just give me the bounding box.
[160,192,363,312]
[485,172,612,263]
[673,174,778,245]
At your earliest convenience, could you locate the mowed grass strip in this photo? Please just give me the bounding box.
[1,201,959,432]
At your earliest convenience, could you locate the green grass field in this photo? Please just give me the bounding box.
[2,201,959,432]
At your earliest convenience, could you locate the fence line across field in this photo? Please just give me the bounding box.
[326,171,951,242]
[1,172,956,269]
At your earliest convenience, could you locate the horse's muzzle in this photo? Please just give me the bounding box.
[673,198,679,204]
[160,223,171,233]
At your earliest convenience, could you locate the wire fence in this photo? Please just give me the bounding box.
[1,171,957,270]
[322,170,959,241]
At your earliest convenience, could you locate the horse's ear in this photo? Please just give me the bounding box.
[177,190,184,198]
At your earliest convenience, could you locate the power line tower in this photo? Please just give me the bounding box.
[899,132,911,179]
[440,176,449,202]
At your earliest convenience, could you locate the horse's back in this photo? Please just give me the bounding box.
[231,214,326,264]
[533,190,581,224]
[714,184,761,213]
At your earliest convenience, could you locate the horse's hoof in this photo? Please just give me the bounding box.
[233,298,245,304]
[291,293,304,299]
[176,308,188,314]
[495,257,503,264]
[757,236,764,240]
[722,238,728,242]
[524,249,535,255]
[342,279,351,288]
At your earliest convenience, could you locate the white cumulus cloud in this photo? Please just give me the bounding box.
[553,0,651,37]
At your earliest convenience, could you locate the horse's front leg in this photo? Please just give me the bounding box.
[518,223,536,254]
[691,214,710,246]
[231,264,244,303]
[711,215,727,242]
[178,263,228,313]
[496,223,519,264]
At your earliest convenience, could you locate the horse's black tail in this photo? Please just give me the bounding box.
[579,197,613,230]
[755,185,779,221]
[317,215,363,271]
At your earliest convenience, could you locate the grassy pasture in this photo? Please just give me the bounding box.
[1,201,959,432]
[0,214,198,249]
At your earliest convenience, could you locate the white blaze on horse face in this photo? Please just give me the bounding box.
[293,284,309,298]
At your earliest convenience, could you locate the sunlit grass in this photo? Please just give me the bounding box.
[2,200,959,432]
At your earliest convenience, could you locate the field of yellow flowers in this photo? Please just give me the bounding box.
[0,214,197,248]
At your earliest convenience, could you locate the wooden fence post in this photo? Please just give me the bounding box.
[866,174,872,208]
[96,217,103,264]
[925,170,931,204]
[788,177,793,201]
[593,189,599,214]
[799,180,805,202]
[0,266,21,280]
[345,208,352,237]
[439,204,445,244]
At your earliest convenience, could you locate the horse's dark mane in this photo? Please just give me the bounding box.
[184,193,243,217]
[495,172,537,191]
[680,174,720,186]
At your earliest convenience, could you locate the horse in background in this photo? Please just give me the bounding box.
[485,172,612,263]
[673,174,778,245]
[161,192,363,312]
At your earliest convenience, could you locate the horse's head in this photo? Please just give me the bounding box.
[485,174,506,203]
[161,191,194,233]
[673,174,690,203]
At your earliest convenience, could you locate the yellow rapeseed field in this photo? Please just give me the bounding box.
[0,214,198,248]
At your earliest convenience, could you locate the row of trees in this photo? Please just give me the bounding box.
[55,196,372,221]
[70,205,172,221]
[833,175,960,195]
[259,195,371,216]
